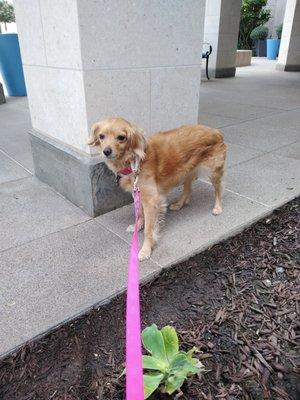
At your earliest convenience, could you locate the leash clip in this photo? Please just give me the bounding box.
[133,175,139,193]
[131,158,140,193]
[115,174,121,186]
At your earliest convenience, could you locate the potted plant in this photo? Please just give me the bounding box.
[250,25,268,57]
[237,0,271,66]
[267,24,282,60]
[238,0,271,50]
[0,0,26,96]
[267,36,280,60]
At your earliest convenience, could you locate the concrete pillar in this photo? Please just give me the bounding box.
[266,0,287,37]
[0,82,5,104]
[13,0,205,216]
[277,0,300,71]
[204,0,241,78]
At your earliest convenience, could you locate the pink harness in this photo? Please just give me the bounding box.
[125,163,144,399]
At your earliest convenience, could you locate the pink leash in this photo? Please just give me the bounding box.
[126,187,144,399]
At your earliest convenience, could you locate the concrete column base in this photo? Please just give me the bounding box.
[0,83,6,104]
[276,63,300,71]
[209,66,236,78]
[30,131,132,217]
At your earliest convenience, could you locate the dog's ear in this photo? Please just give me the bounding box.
[127,122,147,160]
[87,123,100,146]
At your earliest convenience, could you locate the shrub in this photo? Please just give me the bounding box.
[250,25,269,41]
[142,325,204,398]
[276,23,283,39]
[238,0,271,49]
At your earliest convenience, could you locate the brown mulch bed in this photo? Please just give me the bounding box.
[0,198,299,400]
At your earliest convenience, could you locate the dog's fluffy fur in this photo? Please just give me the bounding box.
[88,117,227,260]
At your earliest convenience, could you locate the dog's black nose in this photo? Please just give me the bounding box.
[103,147,112,157]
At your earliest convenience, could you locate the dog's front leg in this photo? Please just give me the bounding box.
[138,197,159,261]
[127,204,144,233]
[119,175,133,192]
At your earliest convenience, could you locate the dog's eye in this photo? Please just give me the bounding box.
[99,134,105,140]
[117,134,126,141]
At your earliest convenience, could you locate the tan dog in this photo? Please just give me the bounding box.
[88,118,227,260]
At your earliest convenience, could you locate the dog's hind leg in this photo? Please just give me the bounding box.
[210,164,225,215]
[170,170,197,211]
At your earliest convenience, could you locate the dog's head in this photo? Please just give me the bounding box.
[88,117,147,161]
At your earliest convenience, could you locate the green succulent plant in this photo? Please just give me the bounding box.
[142,324,204,398]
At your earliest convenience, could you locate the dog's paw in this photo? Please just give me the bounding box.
[212,206,222,216]
[169,197,190,211]
[126,224,135,233]
[138,247,151,261]
[126,222,144,233]
[169,202,183,211]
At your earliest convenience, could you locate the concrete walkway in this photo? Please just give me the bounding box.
[1,58,299,357]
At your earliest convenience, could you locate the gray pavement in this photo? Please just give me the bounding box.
[0,58,299,357]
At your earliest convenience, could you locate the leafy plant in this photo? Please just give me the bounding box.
[0,0,15,34]
[142,325,204,398]
[238,0,271,49]
[250,25,269,41]
[276,23,283,39]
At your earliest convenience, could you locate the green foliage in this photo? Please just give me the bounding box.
[142,325,204,398]
[276,23,283,39]
[238,0,271,49]
[0,0,15,33]
[250,25,269,41]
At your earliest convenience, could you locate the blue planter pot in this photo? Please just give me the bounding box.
[267,38,280,60]
[255,40,266,57]
[0,33,27,96]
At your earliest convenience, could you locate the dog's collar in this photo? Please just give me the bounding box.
[115,159,140,191]
[115,166,133,186]
[118,167,133,176]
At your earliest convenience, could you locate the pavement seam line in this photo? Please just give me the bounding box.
[201,103,285,115]
[94,218,163,269]
[197,178,271,208]
[0,175,33,186]
[0,219,92,255]
[226,149,268,168]
[160,207,273,269]
[223,188,271,208]
[0,268,163,359]
[94,219,132,246]
[201,109,291,129]
[0,148,33,174]
[226,142,300,170]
